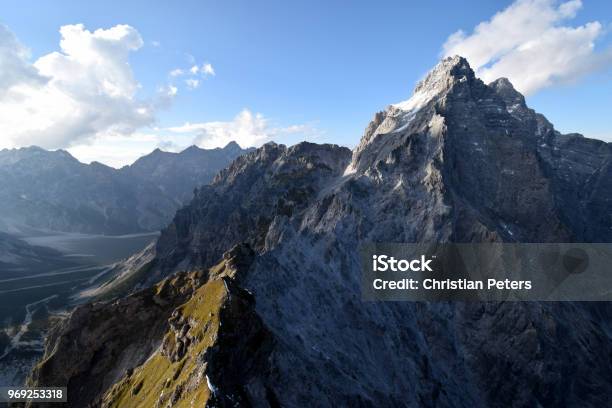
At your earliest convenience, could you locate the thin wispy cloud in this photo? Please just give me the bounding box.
[185,78,200,89]
[442,0,612,94]
[169,68,184,77]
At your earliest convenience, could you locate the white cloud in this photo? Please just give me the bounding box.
[442,0,612,94]
[0,23,172,150]
[0,24,46,92]
[170,61,215,90]
[66,108,318,167]
[201,63,215,76]
[67,131,195,167]
[67,108,318,167]
[156,139,182,152]
[185,78,200,89]
[165,85,178,97]
[68,132,157,168]
[169,68,184,77]
[167,109,317,149]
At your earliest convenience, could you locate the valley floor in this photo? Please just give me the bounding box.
[0,231,158,386]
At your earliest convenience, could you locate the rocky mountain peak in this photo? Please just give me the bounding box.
[0,145,80,168]
[390,55,475,114]
[348,56,480,174]
[222,140,242,152]
[347,55,558,178]
[180,144,202,155]
[411,55,474,98]
[489,76,515,91]
[340,55,609,243]
[489,77,527,110]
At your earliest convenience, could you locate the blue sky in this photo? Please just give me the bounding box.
[1,0,611,166]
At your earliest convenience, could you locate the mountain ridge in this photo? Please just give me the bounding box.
[28,57,612,407]
[0,142,253,235]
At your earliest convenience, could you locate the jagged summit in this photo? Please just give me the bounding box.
[0,145,79,166]
[348,55,562,175]
[348,56,481,173]
[392,55,474,112]
[489,76,513,88]
[489,77,526,107]
[1,145,45,153]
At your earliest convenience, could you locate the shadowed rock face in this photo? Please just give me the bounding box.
[31,57,612,407]
[121,142,255,205]
[153,141,353,275]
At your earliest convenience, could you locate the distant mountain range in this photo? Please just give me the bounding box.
[31,57,612,407]
[0,142,253,235]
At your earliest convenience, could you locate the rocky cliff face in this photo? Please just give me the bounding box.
[29,244,271,408]
[0,143,251,235]
[30,57,612,407]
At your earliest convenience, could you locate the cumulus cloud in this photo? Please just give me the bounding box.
[167,109,317,149]
[67,132,157,168]
[70,108,318,167]
[0,25,47,92]
[442,0,612,94]
[67,129,201,167]
[0,23,171,150]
